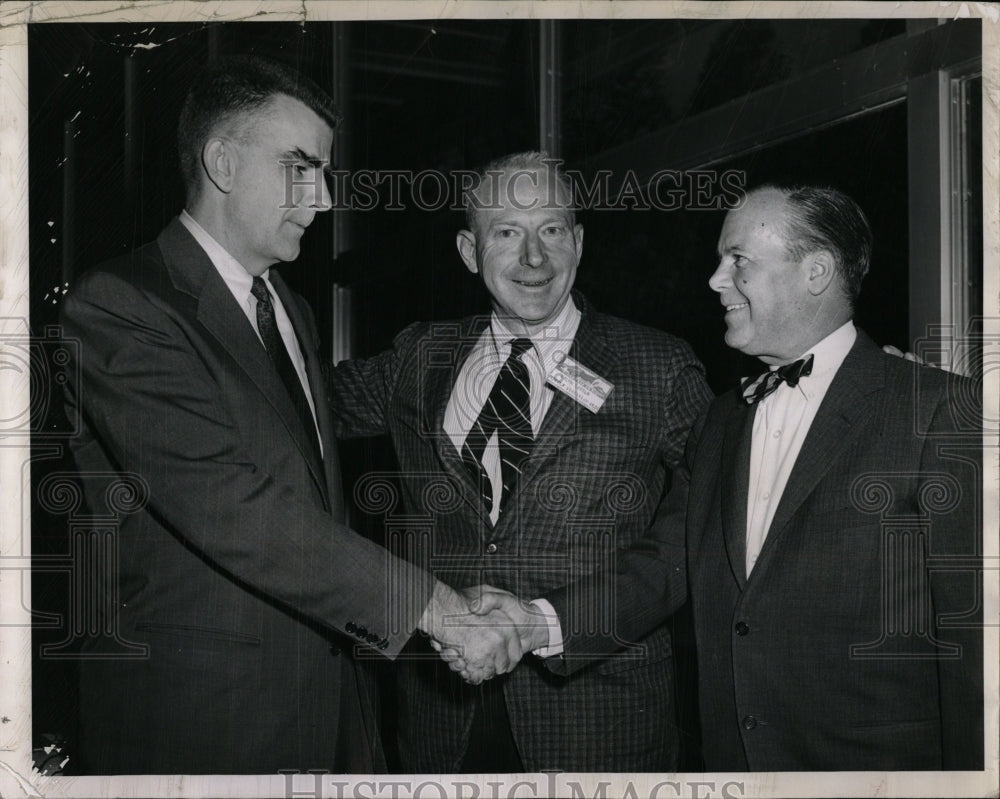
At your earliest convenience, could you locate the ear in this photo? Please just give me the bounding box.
[201,137,236,194]
[573,223,584,259]
[804,249,837,297]
[456,229,479,274]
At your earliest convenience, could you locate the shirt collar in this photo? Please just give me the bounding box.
[179,210,270,298]
[489,297,582,375]
[760,320,855,403]
[792,320,856,379]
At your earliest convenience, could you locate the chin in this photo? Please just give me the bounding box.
[725,325,751,346]
[526,310,559,328]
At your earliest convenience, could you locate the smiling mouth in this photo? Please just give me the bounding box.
[725,302,749,312]
[514,277,553,288]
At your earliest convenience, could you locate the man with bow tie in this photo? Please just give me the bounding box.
[326,151,713,773]
[685,184,984,770]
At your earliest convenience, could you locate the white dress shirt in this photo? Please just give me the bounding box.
[443,297,582,657]
[179,211,322,448]
[744,321,856,575]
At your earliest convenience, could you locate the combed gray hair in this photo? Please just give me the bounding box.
[463,151,576,231]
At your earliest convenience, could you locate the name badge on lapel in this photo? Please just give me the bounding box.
[547,353,613,413]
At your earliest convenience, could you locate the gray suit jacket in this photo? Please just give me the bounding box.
[685,330,984,770]
[61,218,433,773]
[328,296,713,772]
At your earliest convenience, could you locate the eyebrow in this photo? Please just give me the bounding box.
[281,147,327,168]
[489,213,571,228]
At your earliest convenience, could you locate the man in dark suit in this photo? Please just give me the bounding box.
[60,55,517,775]
[685,184,983,770]
[327,152,714,772]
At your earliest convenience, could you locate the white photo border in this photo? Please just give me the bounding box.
[1,2,996,797]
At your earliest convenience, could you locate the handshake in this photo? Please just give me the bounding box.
[417,582,551,685]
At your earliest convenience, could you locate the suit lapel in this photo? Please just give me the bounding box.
[425,316,493,524]
[269,271,335,512]
[721,399,754,589]
[751,332,885,573]
[157,219,330,506]
[518,309,617,489]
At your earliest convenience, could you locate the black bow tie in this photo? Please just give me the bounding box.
[741,354,814,405]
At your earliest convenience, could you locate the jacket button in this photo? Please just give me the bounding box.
[356,626,368,638]
[735,621,750,636]
[742,715,757,730]
[485,542,498,554]
[345,622,356,634]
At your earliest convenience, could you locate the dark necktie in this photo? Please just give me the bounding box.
[250,276,321,456]
[741,354,814,405]
[461,338,534,519]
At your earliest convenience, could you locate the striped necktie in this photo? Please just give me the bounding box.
[741,354,814,405]
[461,338,534,519]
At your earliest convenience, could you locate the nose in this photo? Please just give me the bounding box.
[309,169,333,213]
[521,232,546,268]
[708,260,731,293]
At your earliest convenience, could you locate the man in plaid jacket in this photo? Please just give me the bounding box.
[327,152,712,772]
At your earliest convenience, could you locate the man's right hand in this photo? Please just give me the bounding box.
[418,581,524,684]
[465,584,550,653]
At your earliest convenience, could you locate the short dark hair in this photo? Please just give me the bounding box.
[755,184,872,304]
[177,55,340,202]
[463,151,576,231]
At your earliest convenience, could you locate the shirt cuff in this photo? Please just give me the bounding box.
[529,598,564,657]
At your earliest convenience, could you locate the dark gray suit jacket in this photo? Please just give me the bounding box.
[685,330,983,770]
[61,218,433,774]
[328,297,713,772]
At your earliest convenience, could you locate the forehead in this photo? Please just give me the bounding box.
[473,168,574,222]
[718,190,791,251]
[241,94,333,155]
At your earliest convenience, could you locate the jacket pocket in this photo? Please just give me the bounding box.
[596,642,671,675]
[135,621,262,646]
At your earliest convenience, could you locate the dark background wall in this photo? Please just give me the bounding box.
[28,19,916,387]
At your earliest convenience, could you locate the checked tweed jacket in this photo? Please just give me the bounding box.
[327,295,713,772]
